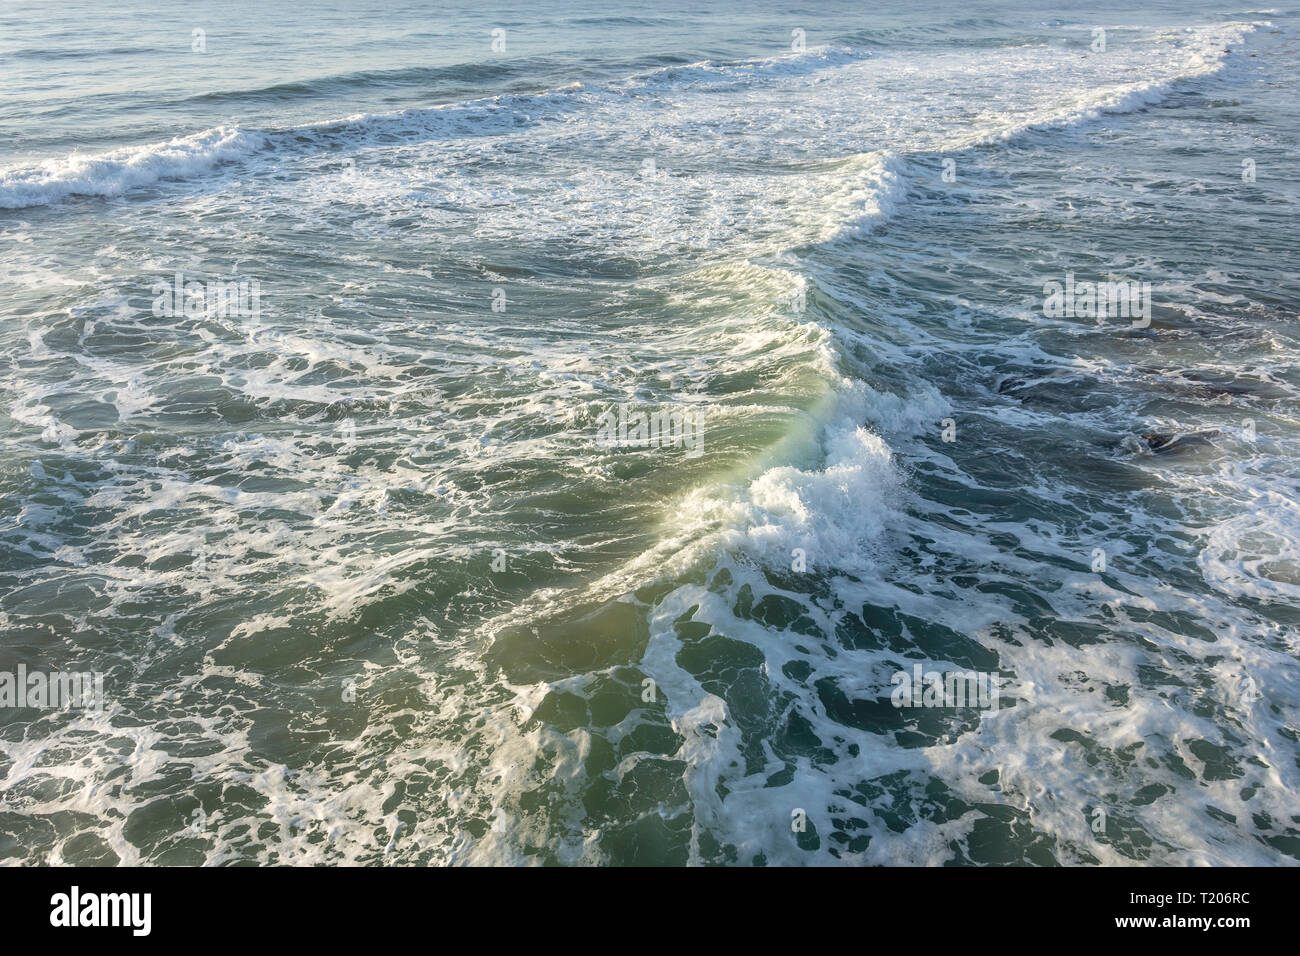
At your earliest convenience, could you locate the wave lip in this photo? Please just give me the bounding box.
[0,125,265,209]
[821,151,908,244]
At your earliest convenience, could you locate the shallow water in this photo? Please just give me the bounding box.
[1,0,1299,865]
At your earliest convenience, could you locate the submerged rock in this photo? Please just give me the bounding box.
[1139,429,1222,453]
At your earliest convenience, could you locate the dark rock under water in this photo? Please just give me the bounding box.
[1139,429,1222,453]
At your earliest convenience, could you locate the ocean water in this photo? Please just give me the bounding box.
[1,0,1298,866]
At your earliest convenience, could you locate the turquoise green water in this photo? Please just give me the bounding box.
[1,1,1299,865]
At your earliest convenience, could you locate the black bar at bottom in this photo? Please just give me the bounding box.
[0,865,1278,943]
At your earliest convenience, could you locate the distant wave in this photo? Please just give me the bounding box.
[612,45,872,90]
[0,43,860,210]
[953,21,1263,149]
[3,45,156,60]
[0,126,265,209]
[0,20,1263,211]
[176,57,562,107]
